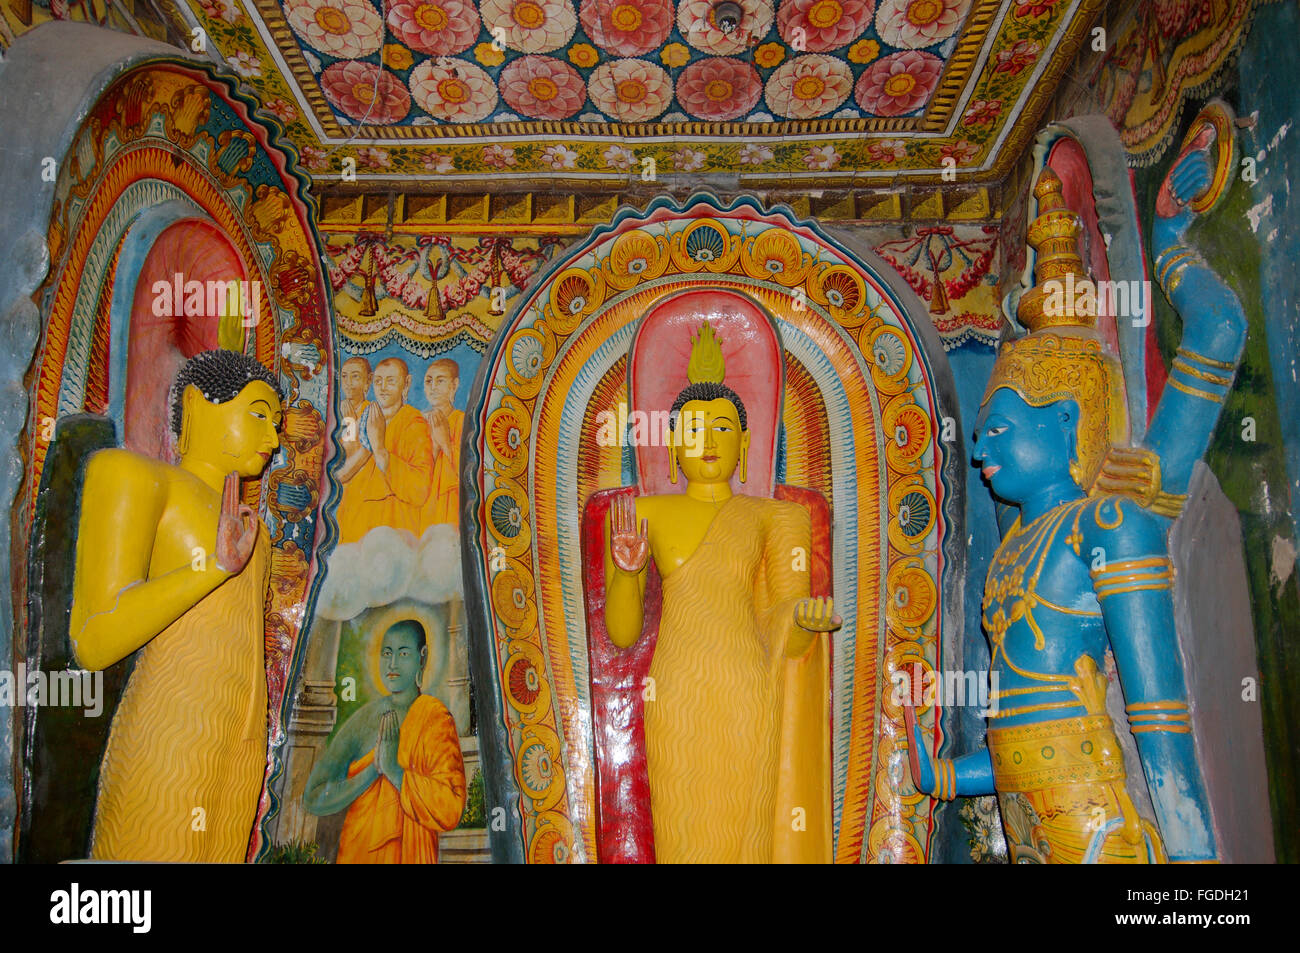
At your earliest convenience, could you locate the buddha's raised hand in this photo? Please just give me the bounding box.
[794,596,841,633]
[215,472,258,574]
[610,494,649,574]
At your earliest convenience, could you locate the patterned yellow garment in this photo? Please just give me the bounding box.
[90,527,270,862]
[990,715,1167,864]
[644,494,831,864]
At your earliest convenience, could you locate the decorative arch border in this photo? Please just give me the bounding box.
[462,193,964,863]
[17,58,337,860]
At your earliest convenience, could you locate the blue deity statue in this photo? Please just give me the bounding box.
[908,126,1244,863]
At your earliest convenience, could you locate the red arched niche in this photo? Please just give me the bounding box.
[124,218,248,459]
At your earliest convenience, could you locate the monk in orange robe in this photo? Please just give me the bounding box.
[419,358,463,530]
[303,620,466,863]
[339,356,373,454]
[336,357,434,543]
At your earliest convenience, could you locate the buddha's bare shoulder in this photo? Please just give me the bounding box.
[84,447,171,486]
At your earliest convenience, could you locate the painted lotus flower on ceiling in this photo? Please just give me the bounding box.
[776,0,876,54]
[579,0,674,57]
[321,59,412,122]
[409,58,499,121]
[588,58,674,122]
[482,0,579,53]
[267,0,986,128]
[765,53,853,118]
[500,55,588,118]
[386,0,482,55]
[676,56,763,121]
[286,0,385,58]
[874,0,969,49]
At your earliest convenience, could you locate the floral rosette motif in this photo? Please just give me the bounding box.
[677,0,774,55]
[321,60,411,123]
[409,58,498,122]
[874,0,969,49]
[385,0,481,56]
[675,57,762,121]
[500,56,587,120]
[285,0,384,59]
[588,58,673,122]
[481,0,578,54]
[580,0,674,57]
[776,0,876,54]
[854,49,941,115]
[764,54,853,119]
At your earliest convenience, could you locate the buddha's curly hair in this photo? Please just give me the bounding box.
[668,382,747,432]
[169,349,282,438]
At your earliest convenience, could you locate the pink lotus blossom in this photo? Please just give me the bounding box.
[357,146,391,169]
[602,144,637,169]
[321,60,412,123]
[541,144,579,169]
[676,57,762,121]
[994,38,1040,75]
[422,151,455,171]
[409,59,497,122]
[739,142,774,164]
[580,0,674,57]
[500,56,588,120]
[962,98,1002,125]
[803,144,840,169]
[874,0,969,50]
[285,0,384,58]
[483,144,517,167]
[765,54,853,119]
[264,98,299,123]
[588,58,673,122]
[678,0,775,56]
[481,0,578,54]
[674,147,706,172]
[854,50,942,116]
[777,0,876,53]
[386,0,481,56]
[941,138,979,164]
[867,138,906,161]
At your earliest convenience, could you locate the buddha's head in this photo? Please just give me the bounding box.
[340,356,372,404]
[372,358,411,413]
[668,382,750,485]
[380,619,427,696]
[424,358,459,413]
[170,350,282,477]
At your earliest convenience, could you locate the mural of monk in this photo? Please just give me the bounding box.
[338,356,372,458]
[302,620,466,863]
[336,357,433,543]
[69,349,282,862]
[419,358,463,530]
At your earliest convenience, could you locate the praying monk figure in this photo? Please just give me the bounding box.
[336,356,434,543]
[303,620,466,863]
[70,349,282,862]
[419,358,463,529]
[339,356,373,460]
[605,323,839,863]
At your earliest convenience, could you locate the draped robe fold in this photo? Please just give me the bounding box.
[91,526,270,862]
[337,404,433,543]
[643,494,832,863]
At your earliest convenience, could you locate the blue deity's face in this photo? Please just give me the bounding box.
[973,389,1079,504]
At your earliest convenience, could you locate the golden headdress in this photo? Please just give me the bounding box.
[984,168,1128,491]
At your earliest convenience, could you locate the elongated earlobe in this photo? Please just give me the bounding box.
[738,431,750,484]
[177,387,195,456]
[667,428,678,484]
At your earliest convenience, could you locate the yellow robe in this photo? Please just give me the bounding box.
[644,494,832,863]
[420,408,463,530]
[337,404,433,543]
[336,695,466,864]
[91,526,270,862]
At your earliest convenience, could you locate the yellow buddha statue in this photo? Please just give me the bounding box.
[603,323,838,864]
[69,349,283,862]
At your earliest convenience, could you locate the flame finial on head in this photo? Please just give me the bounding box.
[687,321,726,385]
